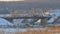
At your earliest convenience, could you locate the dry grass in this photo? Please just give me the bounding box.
[0,26,60,34]
[15,26,60,34]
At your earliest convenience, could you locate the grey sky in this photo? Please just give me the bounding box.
[25,0,60,3]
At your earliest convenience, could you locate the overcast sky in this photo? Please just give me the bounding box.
[0,0,60,3]
[0,0,24,1]
[25,0,60,3]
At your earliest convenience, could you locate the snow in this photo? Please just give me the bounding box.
[0,18,13,26]
[13,19,24,25]
[50,10,60,17]
[35,19,41,23]
[47,17,54,23]
[47,10,60,23]
[0,28,29,32]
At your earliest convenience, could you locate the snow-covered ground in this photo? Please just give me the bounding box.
[0,9,60,33]
[0,28,27,32]
[47,9,60,23]
[0,18,13,26]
